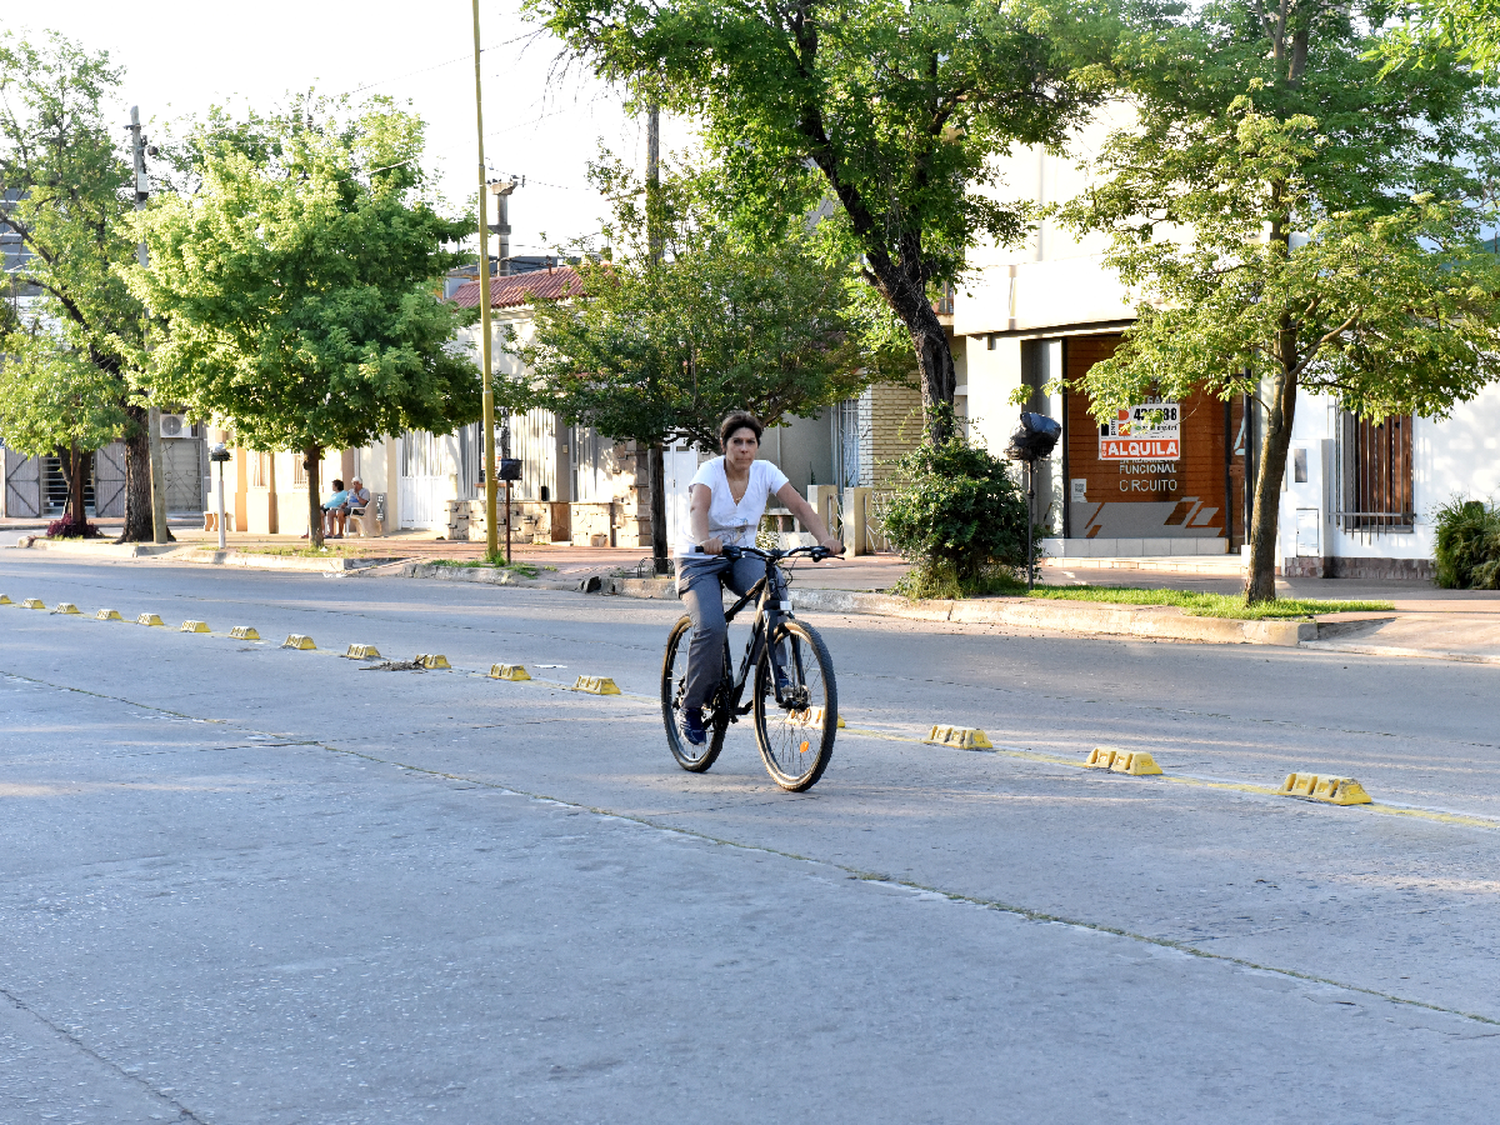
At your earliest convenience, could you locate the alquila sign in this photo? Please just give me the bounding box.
[1099,402,1181,461]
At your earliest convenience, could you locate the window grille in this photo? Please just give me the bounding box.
[1335,411,1414,531]
[293,455,308,487]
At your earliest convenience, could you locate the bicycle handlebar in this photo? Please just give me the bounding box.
[719,543,841,563]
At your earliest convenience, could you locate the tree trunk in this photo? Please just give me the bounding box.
[865,255,956,442]
[117,405,162,542]
[60,443,88,528]
[305,446,324,548]
[649,441,669,574]
[1244,368,1297,603]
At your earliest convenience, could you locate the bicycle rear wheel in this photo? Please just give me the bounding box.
[661,615,729,772]
[752,619,836,791]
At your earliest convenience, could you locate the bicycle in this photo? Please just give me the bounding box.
[661,544,839,792]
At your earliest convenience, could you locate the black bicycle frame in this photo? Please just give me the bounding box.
[717,555,792,717]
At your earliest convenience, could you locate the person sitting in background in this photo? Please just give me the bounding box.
[321,479,348,538]
[334,478,372,537]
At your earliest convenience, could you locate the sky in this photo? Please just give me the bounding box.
[7,0,691,259]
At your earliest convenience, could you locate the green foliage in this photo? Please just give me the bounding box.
[126,96,480,456]
[1377,0,1500,79]
[1025,585,1395,619]
[0,325,128,459]
[881,417,1034,596]
[525,0,1111,433]
[513,150,902,452]
[1432,497,1500,589]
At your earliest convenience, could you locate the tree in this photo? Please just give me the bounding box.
[1058,0,1500,603]
[0,31,158,540]
[0,322,127,532]
[513,151,903,570]
[525,0,1107,440]
[126,97,481,546]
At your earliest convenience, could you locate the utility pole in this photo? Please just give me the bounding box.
[471,1,500,561]
[130,106,170,545]
[646,103,669,575]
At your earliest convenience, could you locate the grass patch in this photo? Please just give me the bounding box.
[1025,585,1395,620]
[430,557,551,578]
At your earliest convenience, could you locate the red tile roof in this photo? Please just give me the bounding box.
[449,266,584,309]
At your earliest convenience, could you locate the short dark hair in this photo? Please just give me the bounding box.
[332,478,345,491]
[719,411,763,450]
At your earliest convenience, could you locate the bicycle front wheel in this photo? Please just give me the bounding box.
[662,615,729,772]
[752,619,836,791]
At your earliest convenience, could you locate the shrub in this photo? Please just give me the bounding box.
[46,515,102,539]
[1433,497,1500,589]
[880,419,1036,597]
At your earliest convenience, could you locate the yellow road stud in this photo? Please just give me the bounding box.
[94,608,124,621]
[0,594,11,605]
[1086,747,1163,775]
[1278,773,1372,806]
[180,620,211,633]
[416,653,451,670]
[136,613,165,627]
[21,598,46,610]
[491,663,531,681]
[789,707,844,728]
[572,675,621,695]
[282,634,317,650]
[925,725,993,751]
[53,603,82,615]
[1111,750,1162,776]
[229,626,260,640]
[345,644,381,659]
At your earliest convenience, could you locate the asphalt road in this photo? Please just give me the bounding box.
[3,553,1499,1123]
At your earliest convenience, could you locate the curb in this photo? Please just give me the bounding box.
[782,587,1316,647]
[15,536,398,573]
[593,575,1314,647]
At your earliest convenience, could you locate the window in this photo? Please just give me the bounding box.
[1336,412,1414,530]
[250,452,270,489]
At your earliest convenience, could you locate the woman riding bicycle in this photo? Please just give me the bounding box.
[675,411,843,746]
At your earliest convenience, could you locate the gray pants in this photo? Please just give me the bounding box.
[677,554,766,711]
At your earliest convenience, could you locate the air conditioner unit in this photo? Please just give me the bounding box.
[160,413,189,439]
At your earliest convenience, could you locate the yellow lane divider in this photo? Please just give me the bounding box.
[95,608,124,621]
[53,603,82,615]
[21,598,46,610]
[0,594,11,605]
[180,620,211,633]
[1277,772,1372,806]
[1085,747,1163,776]
[136,613,165,626]
[925,725,993,750]
[229,626,260,640]
[282,634,316,650]
[415,653,451,670]
[572,675,621,695]
[345,644,381,660]
[491,663,531,681]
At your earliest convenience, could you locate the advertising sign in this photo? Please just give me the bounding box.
[1099,401,1181,461]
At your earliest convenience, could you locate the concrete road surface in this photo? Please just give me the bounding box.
[3,553,1499,1123]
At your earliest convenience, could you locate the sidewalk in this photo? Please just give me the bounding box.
[10,524,1500,663]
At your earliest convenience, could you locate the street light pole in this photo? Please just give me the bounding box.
[472,0,499,561]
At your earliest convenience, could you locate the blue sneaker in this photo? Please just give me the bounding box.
[680,706,707,746]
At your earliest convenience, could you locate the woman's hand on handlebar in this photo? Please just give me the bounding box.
[816,536,845,558]
[697,536,724,556]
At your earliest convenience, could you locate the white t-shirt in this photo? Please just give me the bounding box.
[675,457,790,557]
